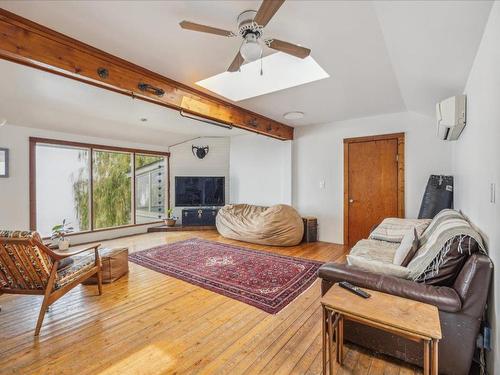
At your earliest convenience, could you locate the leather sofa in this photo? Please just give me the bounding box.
[319,251,492,374]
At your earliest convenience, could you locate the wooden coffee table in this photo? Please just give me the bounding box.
[321,284,442,375]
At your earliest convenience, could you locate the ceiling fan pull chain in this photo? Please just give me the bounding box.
[260,51,264,76]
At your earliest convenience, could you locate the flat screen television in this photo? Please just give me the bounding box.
[175,176,225,207]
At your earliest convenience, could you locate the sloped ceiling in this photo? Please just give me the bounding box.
[374,0,493,115]
[0,0,493,128]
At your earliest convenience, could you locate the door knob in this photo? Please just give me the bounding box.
[349,198,355,203]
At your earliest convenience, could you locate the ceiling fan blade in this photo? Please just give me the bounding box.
[179,21,235,37]
[227,51,244,72]
[254,0,286,27]
[266,39,311,58]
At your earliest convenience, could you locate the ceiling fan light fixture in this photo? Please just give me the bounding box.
[240,34,262,63]
[179,0,311,73]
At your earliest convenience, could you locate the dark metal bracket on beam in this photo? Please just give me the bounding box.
[138,82,165,97]
[97,67,109,79]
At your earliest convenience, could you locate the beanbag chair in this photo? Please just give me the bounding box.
[216,204,304,246]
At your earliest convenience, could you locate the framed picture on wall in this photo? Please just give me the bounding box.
[0,148,9,177]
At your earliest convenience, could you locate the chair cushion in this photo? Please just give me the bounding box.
[57,257,74,270]
[0,230,53,290]
[55,253,95,290]
[393,228,419,267]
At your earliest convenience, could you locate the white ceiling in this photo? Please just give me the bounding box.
[0,60,245,146]
[0,0,493,130]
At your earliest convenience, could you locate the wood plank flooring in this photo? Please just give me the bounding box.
[0,231,422,374]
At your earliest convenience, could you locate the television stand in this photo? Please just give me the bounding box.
[181,207,220,226]
[147,224,216,233]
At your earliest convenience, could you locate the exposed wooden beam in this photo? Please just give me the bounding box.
[0,9,294,140]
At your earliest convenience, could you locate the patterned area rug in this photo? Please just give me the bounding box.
[129,238,323,314]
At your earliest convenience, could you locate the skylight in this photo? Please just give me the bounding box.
[196,53,329,102]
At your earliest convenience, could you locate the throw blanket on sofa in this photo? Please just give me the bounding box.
[407,209,486,280]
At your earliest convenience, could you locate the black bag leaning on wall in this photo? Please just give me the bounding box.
[418,175,454,219]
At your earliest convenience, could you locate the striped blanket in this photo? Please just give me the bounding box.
[407,209,486,280]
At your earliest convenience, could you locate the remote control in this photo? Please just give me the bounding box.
[338,281,371,299]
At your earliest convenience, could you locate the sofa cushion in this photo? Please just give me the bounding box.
[369,218,431,243]
[347,255,411,278]
[393,228,419,267]
[347,239,408,278]
[349,239,399,263]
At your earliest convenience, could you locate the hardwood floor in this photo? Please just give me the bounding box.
[0,231,422,374]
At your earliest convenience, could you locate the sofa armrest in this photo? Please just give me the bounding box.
[318,263,462,313]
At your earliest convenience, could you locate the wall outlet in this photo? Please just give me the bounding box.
[319,180,326,189]
[490,183,496,204]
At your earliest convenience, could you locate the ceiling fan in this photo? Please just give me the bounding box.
[179,0,311,72]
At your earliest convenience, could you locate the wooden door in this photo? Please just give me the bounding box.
[344,133,404,246]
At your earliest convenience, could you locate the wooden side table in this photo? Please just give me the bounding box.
[321,284,442,375]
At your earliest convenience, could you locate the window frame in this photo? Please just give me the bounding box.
[29,137,170,236]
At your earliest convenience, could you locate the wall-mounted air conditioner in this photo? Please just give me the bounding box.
[436,95,466,141]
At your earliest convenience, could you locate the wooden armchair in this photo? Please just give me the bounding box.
[0,230,102,336]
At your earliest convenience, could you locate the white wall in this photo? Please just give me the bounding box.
[4,114,450,246]
[293,111,453,243]
[452,3,500,372]
[0,123,169,244]
[229,134,292,206]
[169,137,230,221]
